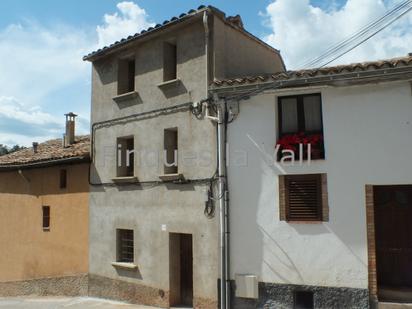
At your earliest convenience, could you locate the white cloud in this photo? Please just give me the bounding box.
[0,1,154,146]
[264,0,412,69]
[0,96,63,146]
[0,22,91,105]
[97,1,154,47]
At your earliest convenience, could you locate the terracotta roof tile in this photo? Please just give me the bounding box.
[84,5,212,61]
[0,135,90,167]
[212,55,412,87]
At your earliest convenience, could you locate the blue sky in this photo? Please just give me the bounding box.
[0,0,411,146]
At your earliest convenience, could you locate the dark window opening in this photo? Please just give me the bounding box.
[164,128,178,175]
[277,94,324,160]
[60,169,67,189]
[163,42,177,81]
[285,174,323,222]
[294,291,314,309]
[117,229,134,263]
[42,206,50,230]
[118,58,135,95]
[117,137,134,177]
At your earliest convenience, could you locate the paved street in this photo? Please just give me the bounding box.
[0,297,160,309]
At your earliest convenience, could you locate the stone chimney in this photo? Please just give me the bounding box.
[32,142,39,153]
[64,112,77,147]
[227,15,244,29]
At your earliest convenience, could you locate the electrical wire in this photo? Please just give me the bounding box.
[319,5,412,67]
[298,0,412,69]
[300,0,412,68]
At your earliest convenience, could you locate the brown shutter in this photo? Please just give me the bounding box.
[285,174,322,221]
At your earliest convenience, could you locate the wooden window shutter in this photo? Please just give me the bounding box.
[285,174,323,222]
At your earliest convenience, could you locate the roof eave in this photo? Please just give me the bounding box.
[210,65,412,94]
[0,156,90,172]
[83,6,215,62]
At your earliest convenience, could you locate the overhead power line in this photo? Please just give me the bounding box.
[298,0,412,69]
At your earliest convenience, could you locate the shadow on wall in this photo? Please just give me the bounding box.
[114,267,143,280]
[0,165,89,196]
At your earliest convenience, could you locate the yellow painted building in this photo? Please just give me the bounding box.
[0,135,90,296]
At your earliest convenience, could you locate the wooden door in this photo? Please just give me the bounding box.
[169,233,193,307]
[180,234,193,306]
[374,186,412,290]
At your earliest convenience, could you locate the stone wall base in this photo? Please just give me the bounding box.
[88,274,169,308]
[0,274,88,297]
[230,281,369,309]
[0,274,218,309]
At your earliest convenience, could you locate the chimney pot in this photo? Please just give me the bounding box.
[64,112,77,147]
[32,142,39,153]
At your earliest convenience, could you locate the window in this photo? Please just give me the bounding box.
[294,291,314,309]
[163,42,177,81]
[117,58,135,95]
[278,94,323,135]
[42,206,50,230]
[164,128,178,175]
[60,169,67,189]
[117,229,134,263]
[277,94,324,160]
[117,137,134,177]
[279,174,328,222]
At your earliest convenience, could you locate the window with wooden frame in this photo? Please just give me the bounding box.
[116,229,134,263]
[60,169,67,189]
[42,206,50,230]
[277,94,324,160]
[279,174,328,222]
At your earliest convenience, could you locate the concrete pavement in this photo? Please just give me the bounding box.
[0,297,161,308]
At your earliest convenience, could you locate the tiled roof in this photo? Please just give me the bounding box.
[84,5,211,61]
[212,55,412,87]
[83,5,279,61]
[0,135,90,168]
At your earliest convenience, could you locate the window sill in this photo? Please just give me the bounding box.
[158,173,184,182]
[286,220,324,224]
[157,78,180,88]
[111,262,138,270]
[43,227,50,232]
[112,91,139,103]
[112,176,139,183]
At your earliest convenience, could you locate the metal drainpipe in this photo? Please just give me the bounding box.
[204,11,230,308]
[217,100,229,309]
[203,11,209,98]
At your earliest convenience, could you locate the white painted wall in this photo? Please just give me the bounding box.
[227,81,412,289]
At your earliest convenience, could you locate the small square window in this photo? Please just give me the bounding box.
[279,174,328,222]
[117,229,134,263]
[42,206,50,230]
[294,290,314,309]
[60,169,67,189]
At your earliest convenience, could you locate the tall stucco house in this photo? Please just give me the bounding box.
[0,114,90,296]
[83,5,284,308]
[211,56,412,308]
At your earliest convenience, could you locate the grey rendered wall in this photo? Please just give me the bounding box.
[91,21,208,124]
[212,16,285,80]
[89,19,219,308]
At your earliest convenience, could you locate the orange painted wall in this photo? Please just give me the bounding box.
[0,163,89,282]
